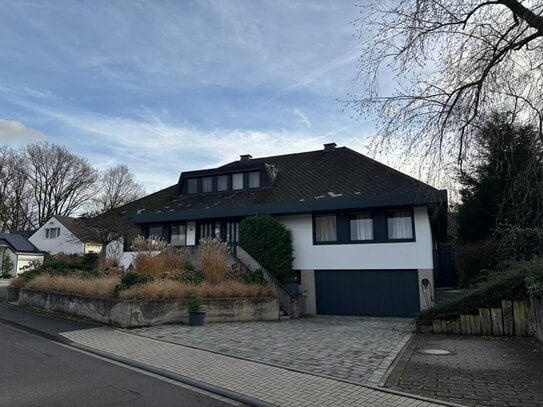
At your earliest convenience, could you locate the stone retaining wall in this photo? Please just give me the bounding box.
[16,288,279,328]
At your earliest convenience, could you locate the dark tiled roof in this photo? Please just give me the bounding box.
[54,215,100,243]
[0,232,41,253]
[123,146,446,221]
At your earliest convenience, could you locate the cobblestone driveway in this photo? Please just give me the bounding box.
[386,334,543,406]
[131,316,413,385]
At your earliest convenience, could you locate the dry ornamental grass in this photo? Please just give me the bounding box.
[26,275,120,298]
[119,280,275,301]
[199,238,230,284]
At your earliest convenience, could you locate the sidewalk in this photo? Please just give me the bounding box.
[0,304,462,407]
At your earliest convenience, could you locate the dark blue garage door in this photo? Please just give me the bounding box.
[315,270,420,317]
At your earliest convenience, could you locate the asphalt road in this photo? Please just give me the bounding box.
[0,321,236,407]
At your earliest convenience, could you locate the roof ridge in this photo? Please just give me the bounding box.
[219,146,348,167]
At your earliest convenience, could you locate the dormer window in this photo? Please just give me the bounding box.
[202,177,212,193]
[187,178,198,194]
[232,173,243,190]
[217,175,228,191]
[248,171,260,188]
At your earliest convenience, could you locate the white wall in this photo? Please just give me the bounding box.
[29,217,84,255]
[187,221,196,245]
[276,207,434,270]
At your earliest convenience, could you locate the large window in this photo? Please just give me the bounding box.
[187,178,198,194]
[315,215,337,242]
[148,225,163,239]
[248,171,260,188]
[232,173,243,190]
[202,177,212,193]
[217,175,228,191]
[350,213,373,241]
[45,227,60,239]
[170,224,187,246]
[387,210,414,239]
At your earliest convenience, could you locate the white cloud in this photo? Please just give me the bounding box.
[293,108,311,128]
[0,119,46,143]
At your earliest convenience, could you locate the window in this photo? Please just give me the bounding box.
[187,178,198,194]
[202,177,212,193]
[315,215,337,242]
[148,225,163,239]
[170,224,187,246]
[350,213,373,241]
[45,227,60,239]
[387,210,413,239]
[232,173,243,190]
[248,171,260,188]
[199,223,221,240]
[217,175,228,191]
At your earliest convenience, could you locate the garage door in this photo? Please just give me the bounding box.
[315,270,420,317]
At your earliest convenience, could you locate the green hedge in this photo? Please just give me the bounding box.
[239,215,294,283]
[417,259,541,325]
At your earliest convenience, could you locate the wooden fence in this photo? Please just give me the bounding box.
[418,299,536,336]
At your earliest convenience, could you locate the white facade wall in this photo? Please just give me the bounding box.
[277,207,435,314]
[29,217,85,255]
[187,221,196,245]
[276,207,433,270]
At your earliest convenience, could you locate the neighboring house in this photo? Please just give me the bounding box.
[29,215,103,255]
[0,232,44,276]
[120,143,448,317]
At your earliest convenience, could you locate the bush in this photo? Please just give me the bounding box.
[131,236,188,278]
[83,253,99,271]
[241,268,265,285]
[186,292,203,312]
[2,253,13,278]
[498,225,543,261]
[175,262,204,285]
[417,258,541,324]
[199,238,229,284]
[117,271,153,291]
[239,215,294,283]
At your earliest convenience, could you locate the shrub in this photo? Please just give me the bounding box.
[239,215,294,283]
[498,225,543,261]
[199,238,229,284]
[175,262,204,285]
[417,258,541,324]
[26,275,119,298]
[117,271,153,291]
[241,268,265,285]
[83,253,99,271]
[2,253,13,278]
[186,292,203,312]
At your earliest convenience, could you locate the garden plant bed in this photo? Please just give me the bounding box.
[15,288,279,328]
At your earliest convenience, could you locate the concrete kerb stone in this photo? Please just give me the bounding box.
[122,327,464,407]
[377,330,417,387]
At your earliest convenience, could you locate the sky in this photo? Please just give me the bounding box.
[1,0,382,193]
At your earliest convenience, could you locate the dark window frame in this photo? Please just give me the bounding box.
[201,176,213,193]
[349,212,375,243]
[385,209,416,242]
[170,223,187,246]
[187,178,198,194]
[313,214,338,244]
[248,171,261,189]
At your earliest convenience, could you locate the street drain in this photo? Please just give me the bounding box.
[417,349,452,355]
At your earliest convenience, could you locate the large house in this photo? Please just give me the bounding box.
[121,143,447,317]
[29,215,103,255]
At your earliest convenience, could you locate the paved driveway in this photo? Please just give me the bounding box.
[131,316,414,385]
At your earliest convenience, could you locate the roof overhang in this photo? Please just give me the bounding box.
[133,189,448,225]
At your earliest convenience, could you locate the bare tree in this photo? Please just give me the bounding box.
[0,147,33,232]
[351,1,543,169]
[93,164,145,213]
[21,143,98,228]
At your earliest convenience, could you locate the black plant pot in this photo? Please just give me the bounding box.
[189,311,206,326]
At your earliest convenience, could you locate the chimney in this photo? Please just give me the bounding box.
[240,154,253,162]
[323,142,337,151]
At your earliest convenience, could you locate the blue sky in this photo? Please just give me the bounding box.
[1,0,379,192]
